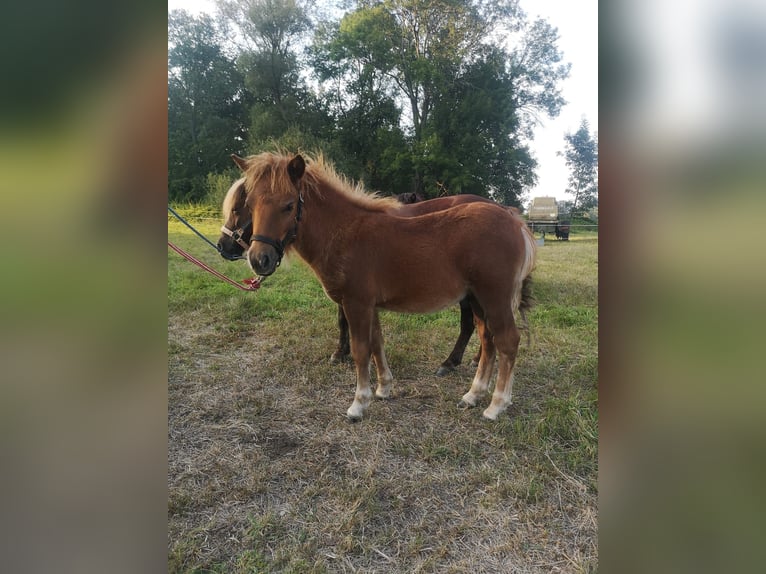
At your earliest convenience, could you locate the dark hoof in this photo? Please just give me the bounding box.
[346,414,363,423]
[330,352,348,364]
[435,364,456,377]
[457,400,474,409]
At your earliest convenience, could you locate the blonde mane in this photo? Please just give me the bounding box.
[242,152,401,212]
[222,177,246,219]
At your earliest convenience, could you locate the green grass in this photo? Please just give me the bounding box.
[168,210,598,573]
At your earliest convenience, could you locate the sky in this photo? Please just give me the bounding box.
[168,0,598,202]
[520,0,598,201]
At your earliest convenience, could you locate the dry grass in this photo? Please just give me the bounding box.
[168,217,597,573]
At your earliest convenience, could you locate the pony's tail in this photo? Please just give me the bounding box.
[517,224,537,347]
[518,275,535,347]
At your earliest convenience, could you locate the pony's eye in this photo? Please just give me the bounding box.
[283,202,294,213]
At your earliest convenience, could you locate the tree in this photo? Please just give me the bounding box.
[309,7,410,188]
[561,118,598,211]
[166,1,571,206]
[428,47,536,205]
[314,0,508,194]
[168,10,249,200]
[508,17,571,140]
[310,0,568,203]
[216,0,329,147]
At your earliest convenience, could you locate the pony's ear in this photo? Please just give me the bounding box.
[287,155,306,184]
[231,154,248,172]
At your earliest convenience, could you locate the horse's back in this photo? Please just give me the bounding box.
[343,202,528,311]
[394,194,494,217]
[393,200,526,244]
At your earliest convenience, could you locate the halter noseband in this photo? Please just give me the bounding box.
[220,220,252,252]
[250,193,304,268]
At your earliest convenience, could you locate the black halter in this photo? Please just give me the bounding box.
[250,193,304,268]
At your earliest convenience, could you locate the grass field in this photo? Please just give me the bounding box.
[168,212,598,573]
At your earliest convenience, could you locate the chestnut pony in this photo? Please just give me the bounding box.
[219,175,517,375]
[234,152,535,421]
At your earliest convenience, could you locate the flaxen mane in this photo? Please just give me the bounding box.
[222,177,246,220]
[243,152,401,212]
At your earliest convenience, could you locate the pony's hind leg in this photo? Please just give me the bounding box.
[330,305,351,363]
[344,302,375,421]
[470,345,482,368]
[371,310,394,399]
[482,321,521,421]
[436,297,475,376]
[459,316,496,408]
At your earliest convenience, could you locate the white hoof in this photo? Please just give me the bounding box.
[375,382,392,399]
[482,408,498,421]
[346,400,367,421]
[460,391,479,408]
[482,401,510,421]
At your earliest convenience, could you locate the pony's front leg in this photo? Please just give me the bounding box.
[371,310,393,399]
[344,302,375,421]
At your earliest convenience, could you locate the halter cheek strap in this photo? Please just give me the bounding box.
[220,221,252,251]
[250,193,304,268]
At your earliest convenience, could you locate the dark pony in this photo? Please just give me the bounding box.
[231,152,535,421]
[396,192,425,204]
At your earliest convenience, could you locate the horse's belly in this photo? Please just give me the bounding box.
[378,290,466,314]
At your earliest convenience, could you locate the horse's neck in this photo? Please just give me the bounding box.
[294,183,363,276]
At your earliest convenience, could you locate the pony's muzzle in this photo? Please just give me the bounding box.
[248,248,277,276]
[217,239,245,261]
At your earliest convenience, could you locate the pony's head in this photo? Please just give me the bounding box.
[217,176,250,260]
[396,192,424,204]
[234,152,306,277]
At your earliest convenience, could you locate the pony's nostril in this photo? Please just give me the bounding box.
[259,253,271,270]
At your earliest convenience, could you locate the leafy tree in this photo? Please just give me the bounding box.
[314,0,502,194]
[561,118,598,211]
[309,10,409,189]
[166,1,570,206]
[216,0,330,148]
[310,0,567,203]
[429,47,536,205]
[168,10,249,200]
[508,17,571,140]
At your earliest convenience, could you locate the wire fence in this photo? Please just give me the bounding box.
[553,224,599,228]
[168,213,600,232]
[527,223,599,230]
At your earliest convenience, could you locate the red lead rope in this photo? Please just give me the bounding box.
[167,241,262,291]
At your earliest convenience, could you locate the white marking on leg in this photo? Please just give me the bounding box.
[461,362,493,407]
[376,377,393,399]
[374,355,394,399]
[370,312,394,399]
[348,356,372,420]
[483,373,514,420]
[347,387,372,419]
